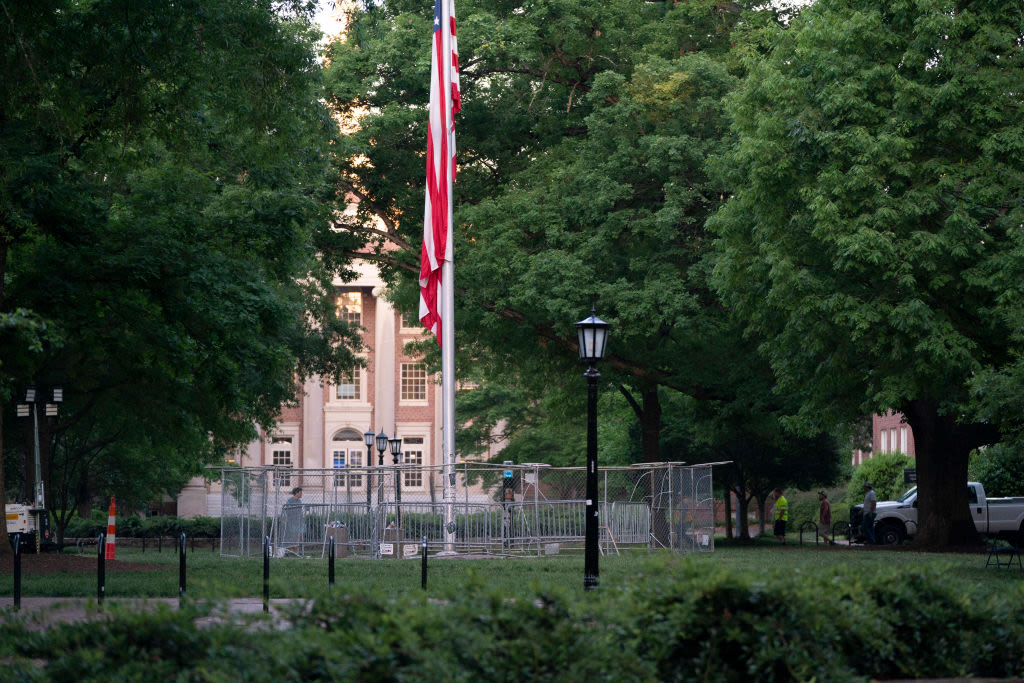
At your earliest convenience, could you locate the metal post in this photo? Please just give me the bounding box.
[421,535,428,590]
[394,453,402,532]
[97,533,106,604]
[584,365,600,591]
[328,536,335,588]
[13,533,21,611]
[179,533,187,603]
[33,404,43,509]
[365,446,372,514]
[263,535,270,613]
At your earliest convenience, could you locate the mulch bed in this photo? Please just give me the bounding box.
[0,553,168,575]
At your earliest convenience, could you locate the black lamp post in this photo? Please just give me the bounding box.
[364,429,375,512]
[389,436,403,530]
[575,309,609,591]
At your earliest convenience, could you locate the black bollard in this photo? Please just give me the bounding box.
[179,533,187,603]
[13,533,21,611]
[421,535,428,590]
[97,533,106,605]
[328,536,335,588]
[263,535,270,613]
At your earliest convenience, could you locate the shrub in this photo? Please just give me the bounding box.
[848,452,915,503]
[2,563,1023,681]
[64,514,221,540]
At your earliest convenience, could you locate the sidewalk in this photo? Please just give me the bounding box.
[0,597,297,629]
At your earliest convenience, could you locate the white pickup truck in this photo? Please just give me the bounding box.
[853,482,1024,545]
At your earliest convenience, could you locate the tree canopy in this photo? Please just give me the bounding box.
[710,0,1024,546]
[1,0,359,545]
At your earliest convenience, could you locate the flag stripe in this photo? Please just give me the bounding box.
[420,0,460,344]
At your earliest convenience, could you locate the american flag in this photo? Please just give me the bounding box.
[419,0,460,344]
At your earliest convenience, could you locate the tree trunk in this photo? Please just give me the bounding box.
[903,399,994,548]
[756,493,767,536]
[620,385,669,546]
[0,400,11,563]
[723,488,732,540]
[730,486,752,539]
[640,387,661,463]
[0,237,12,563]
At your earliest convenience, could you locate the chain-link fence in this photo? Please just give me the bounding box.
[220,462,715,558]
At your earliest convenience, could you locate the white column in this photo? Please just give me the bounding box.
[373,286,397,434]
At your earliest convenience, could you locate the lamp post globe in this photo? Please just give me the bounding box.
[375,429,388,466]
[575,308,609,591]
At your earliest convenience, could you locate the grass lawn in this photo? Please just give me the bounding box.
[3,537,1018,600]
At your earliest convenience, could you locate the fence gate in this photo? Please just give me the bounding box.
[219,462,715,558]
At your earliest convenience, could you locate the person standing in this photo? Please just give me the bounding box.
[818,491,835,545]
[283,486,304,554]
[772,488,789,545]
[861,482,877,544]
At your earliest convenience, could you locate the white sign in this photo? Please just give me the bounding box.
[380,543,394,556]
[403,544,420,557]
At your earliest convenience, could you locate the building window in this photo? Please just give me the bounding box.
[900,426,908,454]
[348,451,363,487]
[890,428,898,453]
[401,363,428,401]
[332,429,363,487]
[880,430,888,453]
[271,436,292,487]
[332,450,346,486]
[337,291,362,326]
[336,367,361,400]
[403,445,424,488]
[400,312,417,330]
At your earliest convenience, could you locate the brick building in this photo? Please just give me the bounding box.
[852,411,916,466]
[177,260,444,516]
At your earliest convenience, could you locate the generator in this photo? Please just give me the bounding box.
[5,503,53,553]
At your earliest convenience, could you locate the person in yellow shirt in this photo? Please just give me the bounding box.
[772,488,788,545]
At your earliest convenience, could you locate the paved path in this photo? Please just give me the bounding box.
[0,597,297,629]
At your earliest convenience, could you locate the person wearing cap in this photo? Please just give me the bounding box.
[772,488,789,544]
[818,491,835,545]
[861,481,877,544]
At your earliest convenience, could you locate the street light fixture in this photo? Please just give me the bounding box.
[364,429,375,512]
[575,309,609,591]
[17,385,63,510]
[389,436,403,530]
[375,429,388,465]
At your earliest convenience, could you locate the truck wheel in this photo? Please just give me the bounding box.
[876,522,904,545]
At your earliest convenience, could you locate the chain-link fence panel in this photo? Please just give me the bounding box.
[220,462,715,557]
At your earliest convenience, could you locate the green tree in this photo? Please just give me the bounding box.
[848,452,916,505]
[711,0,1024,547]
[325,0,776,454]
[1,0,359,550]
[969,444,1024,498]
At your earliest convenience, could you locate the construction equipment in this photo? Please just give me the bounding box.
[5,503,53,553]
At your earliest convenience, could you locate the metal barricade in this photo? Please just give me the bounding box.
[221,462,716,557]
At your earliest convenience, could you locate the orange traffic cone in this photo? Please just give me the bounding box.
[105,497,116,560]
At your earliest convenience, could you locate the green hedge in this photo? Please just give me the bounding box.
[64,514,220,539]
[2,562,1022,681]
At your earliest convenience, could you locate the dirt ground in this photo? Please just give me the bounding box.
[0,552,167,575]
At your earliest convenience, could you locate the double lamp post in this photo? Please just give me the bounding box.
[363,428,403,553]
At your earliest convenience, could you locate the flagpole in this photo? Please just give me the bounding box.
[441,260,456,554]
[439,0,457,556]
